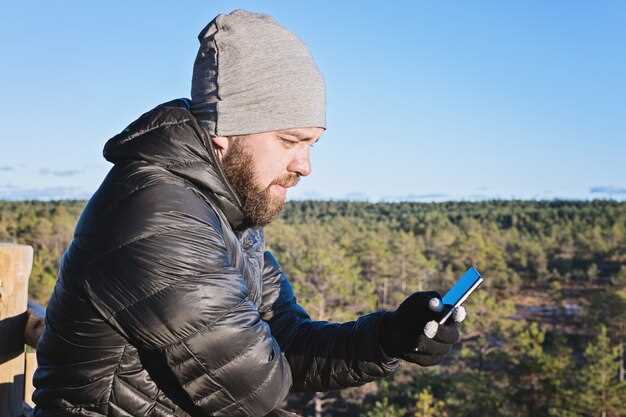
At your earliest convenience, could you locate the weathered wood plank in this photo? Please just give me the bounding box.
[24,352,37,407]
[0,244,33,417]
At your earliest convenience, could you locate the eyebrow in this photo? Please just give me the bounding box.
[280,130,322,142]
[281,130,309,139]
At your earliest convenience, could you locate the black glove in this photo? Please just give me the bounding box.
[379,291,464,366]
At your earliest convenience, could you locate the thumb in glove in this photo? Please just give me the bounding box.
[422,299,468,338]
[380,291,465,366]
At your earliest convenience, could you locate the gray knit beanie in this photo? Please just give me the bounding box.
[191,9,326,136]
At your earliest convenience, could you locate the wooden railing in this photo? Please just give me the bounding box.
[0,244,46,417]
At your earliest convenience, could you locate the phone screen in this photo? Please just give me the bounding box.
[442,267,482,306]
[439,266,482,324]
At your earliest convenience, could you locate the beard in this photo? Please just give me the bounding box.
[220,139,299,227]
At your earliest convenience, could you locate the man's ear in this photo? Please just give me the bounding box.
[211,135,230,162]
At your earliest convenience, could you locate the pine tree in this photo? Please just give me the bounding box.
[574,326,626,417]
[506,323,576,417]
[413,388,446,417]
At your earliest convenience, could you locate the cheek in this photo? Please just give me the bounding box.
[252,147,290,187]
[262,160,289,187]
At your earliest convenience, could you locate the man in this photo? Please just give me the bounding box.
[33,9,466,417]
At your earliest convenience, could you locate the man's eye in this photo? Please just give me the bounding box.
[280,138,297,147]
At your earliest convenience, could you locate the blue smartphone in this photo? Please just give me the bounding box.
[439,266,483,324]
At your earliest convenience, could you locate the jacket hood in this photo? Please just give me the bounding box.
[103,98,246,230]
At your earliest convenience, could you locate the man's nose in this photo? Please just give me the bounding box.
[288,146,312,177]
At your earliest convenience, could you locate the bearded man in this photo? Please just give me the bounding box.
[33,9,466,417]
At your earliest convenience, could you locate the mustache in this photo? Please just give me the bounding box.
[270,173,300,188]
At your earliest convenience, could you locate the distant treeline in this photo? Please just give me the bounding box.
[1,199,625,416]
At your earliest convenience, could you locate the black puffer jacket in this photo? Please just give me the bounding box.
[32,99,399,417]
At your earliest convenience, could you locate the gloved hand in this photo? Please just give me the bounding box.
[379,291,466,366]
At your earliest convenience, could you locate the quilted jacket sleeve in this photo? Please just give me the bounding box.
[83,205,292,417]
[260,251,399,392]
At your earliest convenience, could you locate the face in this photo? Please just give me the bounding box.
[213,127,323,227]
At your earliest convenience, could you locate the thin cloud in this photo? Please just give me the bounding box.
[381,193,450,202]
[0,186,91,200]
[590,186,626,195]
[343,192,370,201]
[39,168,84,177]
[0,166,14,172]
[465,194,493,201]
[289,190,324,200]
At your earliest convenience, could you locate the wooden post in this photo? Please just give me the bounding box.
[0,243,33,417]
[24,352,37,408]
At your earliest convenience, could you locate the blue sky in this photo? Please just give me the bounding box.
[1,1,625,201]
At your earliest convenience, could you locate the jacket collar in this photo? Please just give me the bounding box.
[103,98,247,230]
